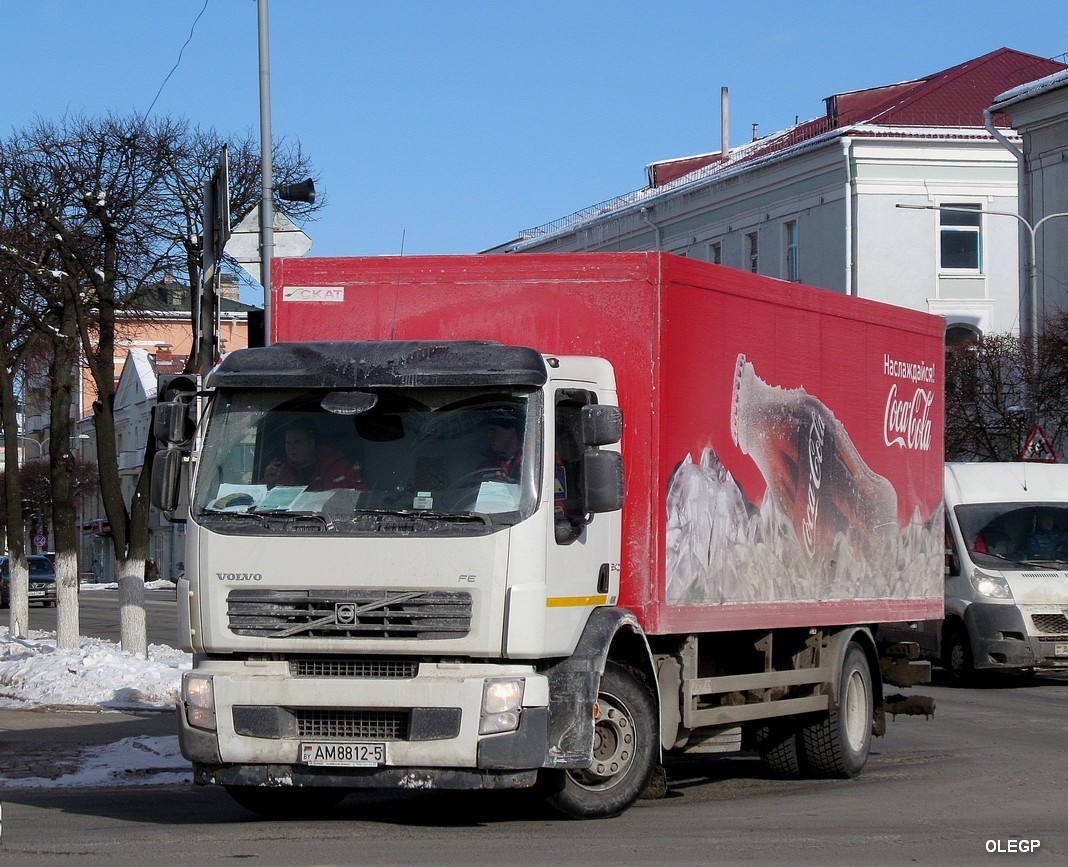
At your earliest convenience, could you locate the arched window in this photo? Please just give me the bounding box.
[945,323,981,349]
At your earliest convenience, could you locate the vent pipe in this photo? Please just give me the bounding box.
[721,87,729,161]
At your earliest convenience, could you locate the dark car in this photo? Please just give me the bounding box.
[0,555,57,608]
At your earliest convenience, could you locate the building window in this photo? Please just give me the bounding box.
[708,242,722,265]
[940,204,981,270]
[784,220,799,282]
[945,323,981,349]
[746,232,759,273]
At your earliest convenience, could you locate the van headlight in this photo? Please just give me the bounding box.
[480,677,524,734]
[183,672,217,731]
[969,569,1013,600]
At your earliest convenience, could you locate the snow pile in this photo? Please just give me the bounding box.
[0,628,189,710]
[0,628,192,788]
[5,736,190,788]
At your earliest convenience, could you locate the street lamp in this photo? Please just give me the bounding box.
[19,436,44,459]
[896,203,1068,423]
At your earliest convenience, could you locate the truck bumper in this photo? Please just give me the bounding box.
[966,603,1068,670]
[177,660,551,788]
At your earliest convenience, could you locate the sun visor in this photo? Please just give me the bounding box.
[206,340,548,390]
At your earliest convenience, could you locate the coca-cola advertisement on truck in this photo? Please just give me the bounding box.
[663,286,944,612]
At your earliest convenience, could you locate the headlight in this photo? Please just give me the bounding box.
[183,672,217,731]
[480,677,524,735]
[969,569,1013,600]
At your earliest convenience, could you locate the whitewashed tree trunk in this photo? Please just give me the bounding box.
[54,549,80,649]
[117,557,148,657]
[6,557,29,639]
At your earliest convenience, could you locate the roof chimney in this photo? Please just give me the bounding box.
[721,87,730,161]
[155,344,173,363]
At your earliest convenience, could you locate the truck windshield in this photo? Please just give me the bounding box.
[193,386,542,535]
[955,502,1068,569]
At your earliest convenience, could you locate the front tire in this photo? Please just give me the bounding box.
[542,662,658,819]
[799,642,873,778]
[943,622,976,686]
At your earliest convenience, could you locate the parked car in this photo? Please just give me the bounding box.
[0,555,58,608]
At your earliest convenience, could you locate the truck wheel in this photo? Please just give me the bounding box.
[224,785,347,819]
[800,642,872,779]
[542,662,658,819]
[942,623,976,686]
[755,724,802,777]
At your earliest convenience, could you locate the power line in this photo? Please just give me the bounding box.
[143,0,211,120]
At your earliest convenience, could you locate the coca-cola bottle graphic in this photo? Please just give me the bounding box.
[730,354,898,561]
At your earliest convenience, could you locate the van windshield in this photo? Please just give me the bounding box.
[192,386,542,536]
[955,503,1068,568]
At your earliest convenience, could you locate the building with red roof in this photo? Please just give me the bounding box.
[493,48,1067,344]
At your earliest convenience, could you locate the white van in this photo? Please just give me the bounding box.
[886,462,1068,683]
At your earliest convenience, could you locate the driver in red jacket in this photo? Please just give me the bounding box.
[263,419,360,491]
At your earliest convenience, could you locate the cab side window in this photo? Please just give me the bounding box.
[554,389,595,544]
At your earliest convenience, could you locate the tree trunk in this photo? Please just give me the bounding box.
[0,363,30,637]
[50,305,81,649]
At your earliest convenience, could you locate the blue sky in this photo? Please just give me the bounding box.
[2,1,1066,271]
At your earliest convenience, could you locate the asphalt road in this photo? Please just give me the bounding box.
[1,675,1067,862]
[4,598,1068,863]
[24,587,181,647]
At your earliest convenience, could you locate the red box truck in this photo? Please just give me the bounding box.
[159,253,944,819]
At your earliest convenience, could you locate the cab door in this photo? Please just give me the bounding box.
[543,383,622,652]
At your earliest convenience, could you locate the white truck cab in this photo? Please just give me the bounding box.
[891,462,1068,682]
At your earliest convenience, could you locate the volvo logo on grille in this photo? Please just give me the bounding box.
[336,603,357,624]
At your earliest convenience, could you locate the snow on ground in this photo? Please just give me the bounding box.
[0,607,193,787]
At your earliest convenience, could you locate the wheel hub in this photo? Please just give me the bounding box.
[571,696,635,788]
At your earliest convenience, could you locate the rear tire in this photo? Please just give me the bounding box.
[755,724,803,777]
[799,642,873,778]
[541,661,658,819]
[224,785,347,818]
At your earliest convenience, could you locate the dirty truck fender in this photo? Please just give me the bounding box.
[542,606,657,768]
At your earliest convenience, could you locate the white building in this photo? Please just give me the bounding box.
[492,49,1068,346]
[990,68,1068,323]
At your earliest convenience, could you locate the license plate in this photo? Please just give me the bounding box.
[1055,643,1068,657]
[28,590,45,598]
[301,741,385,767]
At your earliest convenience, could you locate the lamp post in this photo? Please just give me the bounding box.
[258,0,274,342]
[19,436,44,461]
[896,203,1068,424]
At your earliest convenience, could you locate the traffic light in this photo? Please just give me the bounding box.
[157,373,200,405]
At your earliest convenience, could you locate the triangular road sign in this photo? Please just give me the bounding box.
[1021,424,1058,463]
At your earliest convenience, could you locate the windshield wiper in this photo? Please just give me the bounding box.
[1012,558,1068,570]
[354,508,491,526]
[200,510,273,527]
[250,510,335,529]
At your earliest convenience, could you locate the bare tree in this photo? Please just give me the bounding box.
[1,112,321,653]
[0,193,71,638]
[945,313,1068,462]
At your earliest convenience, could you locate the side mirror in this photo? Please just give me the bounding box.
[944,548,960,577]
[153,402,194,446]
[581,449,624,514]
[581,405,623,446]
[151,449,184,513]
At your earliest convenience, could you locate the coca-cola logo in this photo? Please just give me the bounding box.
[884,385,933,451]
[801,410,826,557]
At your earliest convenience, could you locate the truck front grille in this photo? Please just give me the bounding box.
[289,657,420,678]
[1031,613,1068,635]
[296,709,408,740]
[227,588,472,640]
